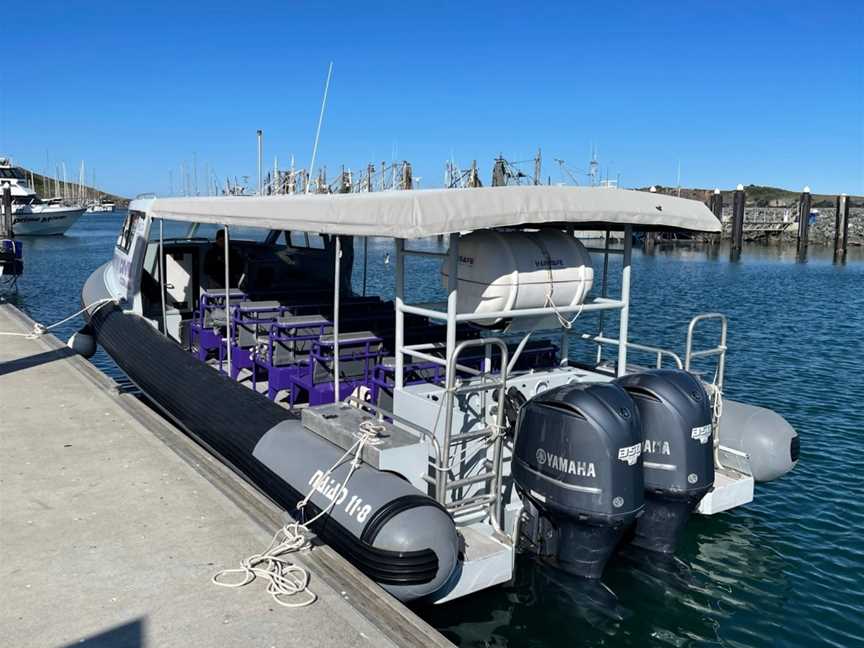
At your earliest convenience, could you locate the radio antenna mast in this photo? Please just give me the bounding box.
[307,61,334,194]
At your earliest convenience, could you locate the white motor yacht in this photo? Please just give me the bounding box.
[0,157,85,235]
[87,200,116,213]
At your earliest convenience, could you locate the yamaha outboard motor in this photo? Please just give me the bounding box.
[513,382,644,578]
[616,369,714,554]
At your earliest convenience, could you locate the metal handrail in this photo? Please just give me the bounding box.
[684,313,728,390]
[399,298,625,323]
[582,333,683,369]
[401,345,483,377]
[440,337,509,530]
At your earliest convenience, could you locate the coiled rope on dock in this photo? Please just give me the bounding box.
[211,419,385,608]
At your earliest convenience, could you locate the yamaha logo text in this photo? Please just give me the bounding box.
[536,447,596,478]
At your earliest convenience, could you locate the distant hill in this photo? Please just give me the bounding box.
[16,166,128,207]
[644,184,863,208]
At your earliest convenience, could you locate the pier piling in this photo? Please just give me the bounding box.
[709,188,723,220]
[1,185,12,238]
[730,184,745,261]
[709,188,723,245]
[833,193,850,264]
[796,186,812,261]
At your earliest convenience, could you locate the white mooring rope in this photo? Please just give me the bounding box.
[0,298,117,339]
[703,380,725,469]
[212,419,385,608]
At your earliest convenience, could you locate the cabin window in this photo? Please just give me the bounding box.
[289,231,308,247]
[116,211,142,253]
[307,233,325,249]
[147,218,190,241]
[226,227,271,243]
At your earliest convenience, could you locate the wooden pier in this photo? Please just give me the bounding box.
[741,220,798,241]
[0,304,451,648]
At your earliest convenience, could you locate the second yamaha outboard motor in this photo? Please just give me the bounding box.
[513,382,644,578]
[616,369,714,554]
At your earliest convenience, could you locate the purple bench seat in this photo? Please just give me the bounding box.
[370,340,559,410]
[189,288,247,362]
[227,300,284,379]
[287,331,384,407]
[252,314,332,401]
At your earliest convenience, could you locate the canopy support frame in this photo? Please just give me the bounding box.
[223,225,232,378]
[616,225,633,377]
[333,236,341,403]
[159,219,168,336]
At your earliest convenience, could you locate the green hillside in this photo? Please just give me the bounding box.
[646,184,863,208]
[17,166,128,206]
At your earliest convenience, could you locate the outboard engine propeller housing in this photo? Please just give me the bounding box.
[513,382,644,578]
[616,369,714,554]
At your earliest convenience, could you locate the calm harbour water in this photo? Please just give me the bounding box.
[3,213,863,647]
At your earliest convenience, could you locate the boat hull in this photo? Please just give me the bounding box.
[81,266,459,602]
[13,206,86,236]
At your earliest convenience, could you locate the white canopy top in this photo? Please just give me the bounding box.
[136,185,720,238]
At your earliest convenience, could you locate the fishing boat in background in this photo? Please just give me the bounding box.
[80,185,799,603]
[0,157,85,236]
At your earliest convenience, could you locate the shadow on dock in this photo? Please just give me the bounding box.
[0,346,74,377]
[61,619,144,648]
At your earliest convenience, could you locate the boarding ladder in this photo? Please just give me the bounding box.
[425,338,509,529]
[684,313,734,471]
[684,313,728,391]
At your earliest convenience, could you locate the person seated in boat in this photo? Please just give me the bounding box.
[204,229,244,289]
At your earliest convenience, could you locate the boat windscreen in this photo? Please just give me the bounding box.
[0,168,27,180]
[150,219,274,243]
[196,223,273,242]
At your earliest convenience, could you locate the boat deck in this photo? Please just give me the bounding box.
[0,304,452,648]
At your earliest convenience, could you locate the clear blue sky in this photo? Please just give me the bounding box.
[2,1,862,198]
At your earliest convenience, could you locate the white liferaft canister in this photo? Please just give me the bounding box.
[441,229,594,330]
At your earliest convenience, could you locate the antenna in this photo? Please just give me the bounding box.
[554,158,580,186]
[534,148,542,185]
[256,130,263,194]
[307,62,334,194]
[588,145,599,186]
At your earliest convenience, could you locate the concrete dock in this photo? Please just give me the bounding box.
[0,304,452,648]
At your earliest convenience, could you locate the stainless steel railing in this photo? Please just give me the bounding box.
[685,313,728,390]
[582,333,684,370]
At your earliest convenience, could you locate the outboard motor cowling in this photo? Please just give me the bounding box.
[513,382,644,578]
[616,369,714,554]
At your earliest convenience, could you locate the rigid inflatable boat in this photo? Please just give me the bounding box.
[81,185,798,602]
